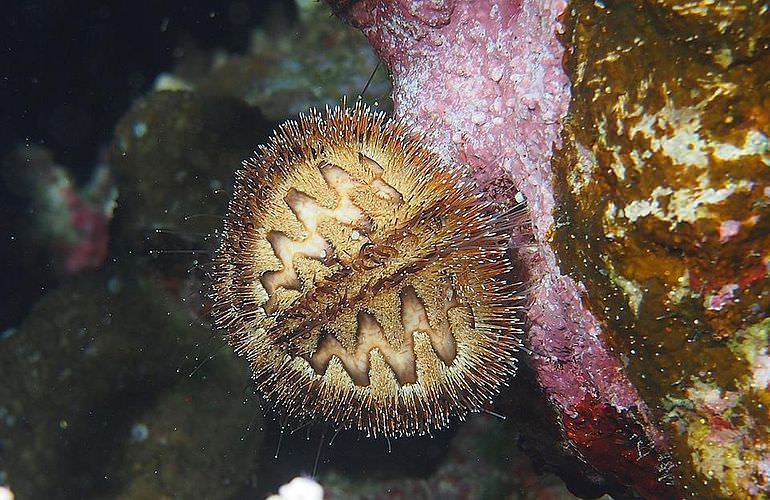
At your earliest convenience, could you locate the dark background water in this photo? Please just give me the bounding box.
[0,0,293,331]
[1,0,283,171]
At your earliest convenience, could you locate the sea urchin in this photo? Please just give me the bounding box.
[212,103,524,437]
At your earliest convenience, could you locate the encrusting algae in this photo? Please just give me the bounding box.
[554,0,770,496]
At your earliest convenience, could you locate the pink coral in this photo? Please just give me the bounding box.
[6,145,116,274]
[330,0,675,496]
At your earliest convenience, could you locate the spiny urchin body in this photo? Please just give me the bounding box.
[212,103,525,437]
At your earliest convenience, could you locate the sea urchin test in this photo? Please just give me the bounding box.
[212,103,524,437]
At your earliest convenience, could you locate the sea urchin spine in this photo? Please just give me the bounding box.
[212,102,525,437]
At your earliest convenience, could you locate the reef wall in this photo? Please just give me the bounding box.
[329,0,770,497]
[555,1,770,497]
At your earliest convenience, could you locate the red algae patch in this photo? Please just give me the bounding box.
[212,103,525,437]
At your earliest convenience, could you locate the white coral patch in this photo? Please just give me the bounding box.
[667,177,752,224]
[714,130,770,162]
[752,354,770,390]
[623,186,672,222]
[629,104,709,168]
[622,175,753,229]
[686,379,739,414]
[602,255,644,316]
[627,83,770,171]
[667,270,692,305]
[268,477,323,500]
[603,202,625,239]
[568,142,598,195]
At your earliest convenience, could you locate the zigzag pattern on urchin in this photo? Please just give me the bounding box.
[257,152,466,385]
[259,156,398,314]
[212,102,526,437]
[307,282,463,387]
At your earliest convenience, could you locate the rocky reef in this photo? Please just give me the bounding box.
[555,0,770,497]
[330,0,769,497]
[4,0,767,498]
[0,271,261,498]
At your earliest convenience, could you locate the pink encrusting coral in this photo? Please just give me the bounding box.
[330,0,675,496]
[56,167,114,274]
[5,146,116,275]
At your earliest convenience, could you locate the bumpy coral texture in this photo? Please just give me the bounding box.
[330,0,677,497]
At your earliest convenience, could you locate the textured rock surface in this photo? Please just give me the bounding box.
[0,271,260,498]
[322,414,585,499]
[157,2,390,120]
[111,91,270,246]
[555,1,770,497]
[328,0,676,497]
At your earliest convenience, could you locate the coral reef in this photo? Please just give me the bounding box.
[328,0,675,496]
[555,0,770,496]
[0,271,261,498]
[2,145,116,275]
[155,1,390,120]
[12,0,766,497]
